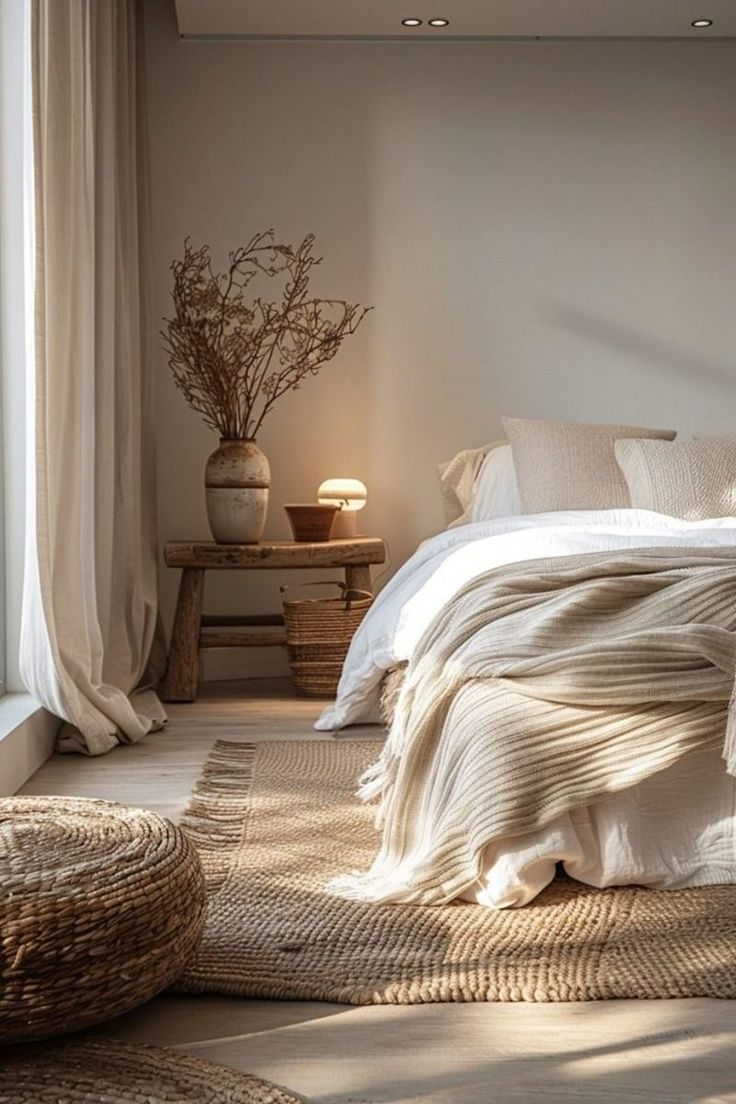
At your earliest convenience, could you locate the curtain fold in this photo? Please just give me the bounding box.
[21,0,165,755]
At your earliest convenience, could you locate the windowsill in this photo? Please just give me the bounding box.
[0,691,43,738]
[0,693,59,794]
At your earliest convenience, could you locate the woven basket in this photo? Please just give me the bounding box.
[281,581,372,697]
[0,796,206,1043]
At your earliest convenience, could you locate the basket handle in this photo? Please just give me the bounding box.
[280,580,373,609]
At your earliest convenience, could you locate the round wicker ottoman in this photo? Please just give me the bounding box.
[1,1038,305,1103]
[0,796,206,1042]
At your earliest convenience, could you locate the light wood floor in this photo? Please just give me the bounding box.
[21,679,736,1103]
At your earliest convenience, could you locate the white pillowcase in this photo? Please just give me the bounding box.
[470,443,523,522]
[439,441,522,527]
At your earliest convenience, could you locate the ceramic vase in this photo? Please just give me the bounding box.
[204,439,270,543]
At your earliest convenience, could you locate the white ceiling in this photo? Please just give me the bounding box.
[174,0,736,40]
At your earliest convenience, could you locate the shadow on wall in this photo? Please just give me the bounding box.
[541,299,736,392]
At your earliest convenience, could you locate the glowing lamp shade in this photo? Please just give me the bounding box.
[317,478,367,537]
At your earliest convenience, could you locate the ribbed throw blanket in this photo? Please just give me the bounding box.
[331,548,736,905]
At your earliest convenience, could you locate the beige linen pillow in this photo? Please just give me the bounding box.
[438,441,503,526]
[502,417,677,513]
[615,438,736,519]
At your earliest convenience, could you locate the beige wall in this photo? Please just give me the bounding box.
[143,1,736,670]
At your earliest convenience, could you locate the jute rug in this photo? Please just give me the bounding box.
[177,740,736,1003]
[0,1037,304,1102]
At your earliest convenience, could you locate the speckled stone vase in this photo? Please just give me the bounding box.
[204,439,270,544]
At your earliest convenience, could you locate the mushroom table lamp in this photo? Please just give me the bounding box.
[317,478,367,538]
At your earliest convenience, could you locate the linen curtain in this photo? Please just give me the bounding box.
[21,0,165,755]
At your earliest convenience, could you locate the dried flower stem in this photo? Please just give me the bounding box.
[162,231,370,439]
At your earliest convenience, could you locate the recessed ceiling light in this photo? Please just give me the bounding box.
[691,18,713,26]
[401,17,422,27]
[428,18,450,27]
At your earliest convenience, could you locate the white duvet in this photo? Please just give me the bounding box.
[317,510,736,906]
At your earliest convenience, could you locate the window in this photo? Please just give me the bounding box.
[0,0,32,697]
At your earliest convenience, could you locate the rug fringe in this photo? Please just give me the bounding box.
[179,741,256,894]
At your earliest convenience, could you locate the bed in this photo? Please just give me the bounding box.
[316,422,736,909]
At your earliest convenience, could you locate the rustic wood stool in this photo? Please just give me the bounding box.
[161,538,387,702]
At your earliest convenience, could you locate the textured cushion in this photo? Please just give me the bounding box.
[503,417,676,513]
[438,441,502,526]
[615,438,736,520]
[439,441,523,528]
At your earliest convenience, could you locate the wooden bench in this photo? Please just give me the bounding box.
[160,537,387,702]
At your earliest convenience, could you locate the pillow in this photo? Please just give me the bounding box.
[502,417,677,513]
[438,441,501,526]
[438,441,522,527]
[470,443,523,522]
[615,438,736,520]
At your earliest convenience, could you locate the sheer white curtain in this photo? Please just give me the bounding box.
[20,0,165,755]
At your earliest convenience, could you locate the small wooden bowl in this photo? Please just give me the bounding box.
[284,504,339,542]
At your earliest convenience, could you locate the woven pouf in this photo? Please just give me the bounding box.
[0,1037,305,1103]
[0,797,206,1042]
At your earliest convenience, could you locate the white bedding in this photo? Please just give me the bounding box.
[317,509,736,906]
[463,745,736,907]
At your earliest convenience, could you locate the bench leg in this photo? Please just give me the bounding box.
[161,568,204,702]
[345,563,372,596]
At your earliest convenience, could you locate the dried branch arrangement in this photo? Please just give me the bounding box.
[162,231,371,440]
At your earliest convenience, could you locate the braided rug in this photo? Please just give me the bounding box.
[0,1037,304,1103]
[177,740,736,1003]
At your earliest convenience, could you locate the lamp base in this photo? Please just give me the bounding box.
[331,510,358,539]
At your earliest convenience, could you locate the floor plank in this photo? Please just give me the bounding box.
[19,679,736,1103]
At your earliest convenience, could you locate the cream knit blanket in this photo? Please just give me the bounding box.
[331,548,736,905]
